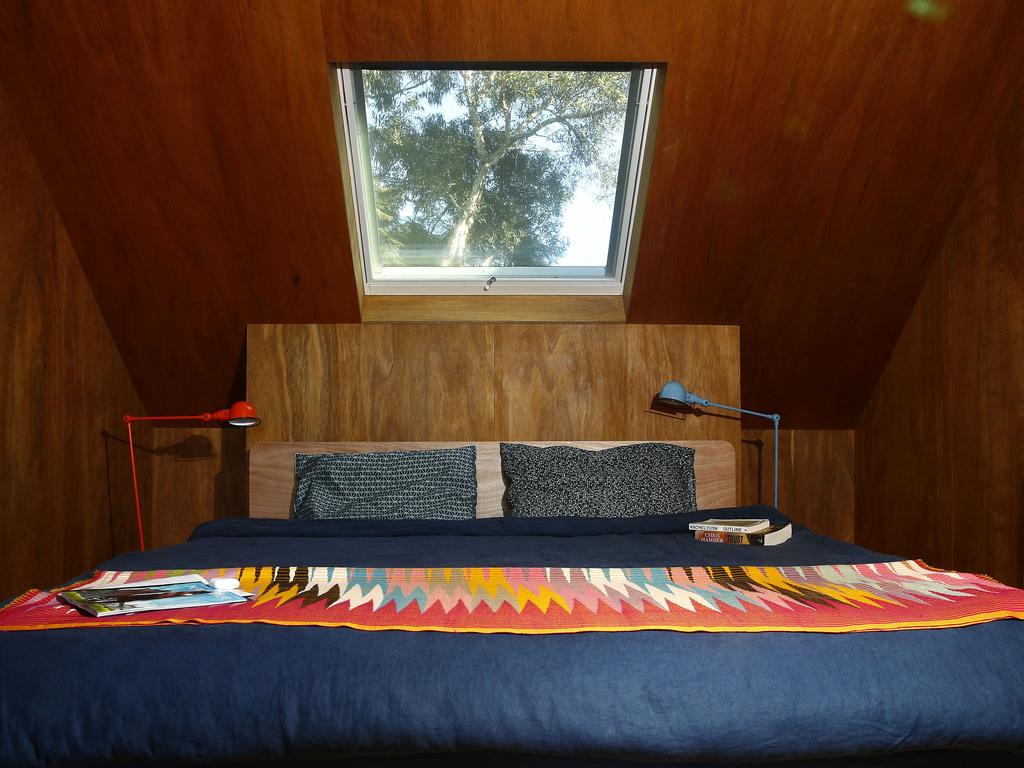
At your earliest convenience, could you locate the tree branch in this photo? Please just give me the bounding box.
[510,107,614,147]
[513,97,552,138]
[391,75,430,98]
[460,70,489,161]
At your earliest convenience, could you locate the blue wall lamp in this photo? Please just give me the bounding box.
[657,381,782,510]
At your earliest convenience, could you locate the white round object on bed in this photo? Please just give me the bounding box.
[211,577,241,591]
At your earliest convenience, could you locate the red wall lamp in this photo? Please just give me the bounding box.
[122,402,261,551]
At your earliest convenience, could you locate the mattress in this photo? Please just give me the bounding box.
[1,506,1022,766]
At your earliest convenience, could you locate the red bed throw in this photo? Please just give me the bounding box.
[2,560,1023,634]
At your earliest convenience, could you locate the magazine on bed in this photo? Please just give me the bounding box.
[58,574,253,617]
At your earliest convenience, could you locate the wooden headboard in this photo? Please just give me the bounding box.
[249,441,735,519]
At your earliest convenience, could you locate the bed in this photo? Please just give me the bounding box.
[1,440,1022,767]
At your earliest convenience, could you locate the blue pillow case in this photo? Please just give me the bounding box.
[292,446,477,521]
[500,442,697,518]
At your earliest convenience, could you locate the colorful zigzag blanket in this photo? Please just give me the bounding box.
[3,560,1024,634]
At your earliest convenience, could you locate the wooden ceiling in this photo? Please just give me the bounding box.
[0,1,361,413]
[1,0,1022,426]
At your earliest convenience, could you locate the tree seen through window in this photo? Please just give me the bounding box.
[360,68,634,270]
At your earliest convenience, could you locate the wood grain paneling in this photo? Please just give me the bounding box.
[857,239,955,569]
[626,325,740,443]
[147,427,248,550]
[857,91,1024,586]
[742,430,855,542]
[1,2,1021,429]
[946,94,1024,586]
[248,324,497,443]
[0,88,147,599]
[248,323,741,493]
[495,326,629,440]
[0,0,360,415]
[361,296,626,323]
[492,324,741,447]
[322,0,1024,427]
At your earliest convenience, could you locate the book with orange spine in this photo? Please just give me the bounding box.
[694,523,793,546]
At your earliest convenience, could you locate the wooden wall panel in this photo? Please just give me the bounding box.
[249,323,741,493]
[147,427,248,550]
[741,430,855,542]
[856,246,955,569]
[0,1,1021,429]
[361,296,626,323]
[946,96,1024,585]
[0,0,360,415]
[0,88,147,599]
[495,326,628,440]
[857,91,1024,586]
[248,324,496,443]
[322,0,1024,427]
[626,325,740,443]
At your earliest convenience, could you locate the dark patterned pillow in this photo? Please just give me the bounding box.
[292,446,477,521]
[500,442,697,518]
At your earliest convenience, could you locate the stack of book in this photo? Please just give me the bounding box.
[688,518,793,546]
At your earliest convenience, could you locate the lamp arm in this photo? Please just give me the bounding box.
[121,411,215,553]
[699,400,781,510]
[123,413,215,423]
[120,403,258,553]
[772,411,779,510]
[125,420,146,552]
[697,400,779,423]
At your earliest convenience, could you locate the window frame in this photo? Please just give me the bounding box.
[334,64,658,296]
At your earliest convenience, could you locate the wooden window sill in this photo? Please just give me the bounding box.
[360,295,626,323]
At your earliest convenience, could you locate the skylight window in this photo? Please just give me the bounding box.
[333,65,658,295]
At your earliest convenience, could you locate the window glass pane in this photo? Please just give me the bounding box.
[356,68,634,277]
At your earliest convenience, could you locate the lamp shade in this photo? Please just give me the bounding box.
[656,381,708,407]
[657,380,688,404]
[223,401,260,427]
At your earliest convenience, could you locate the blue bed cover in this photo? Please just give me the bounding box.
[1,506,1022,767]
